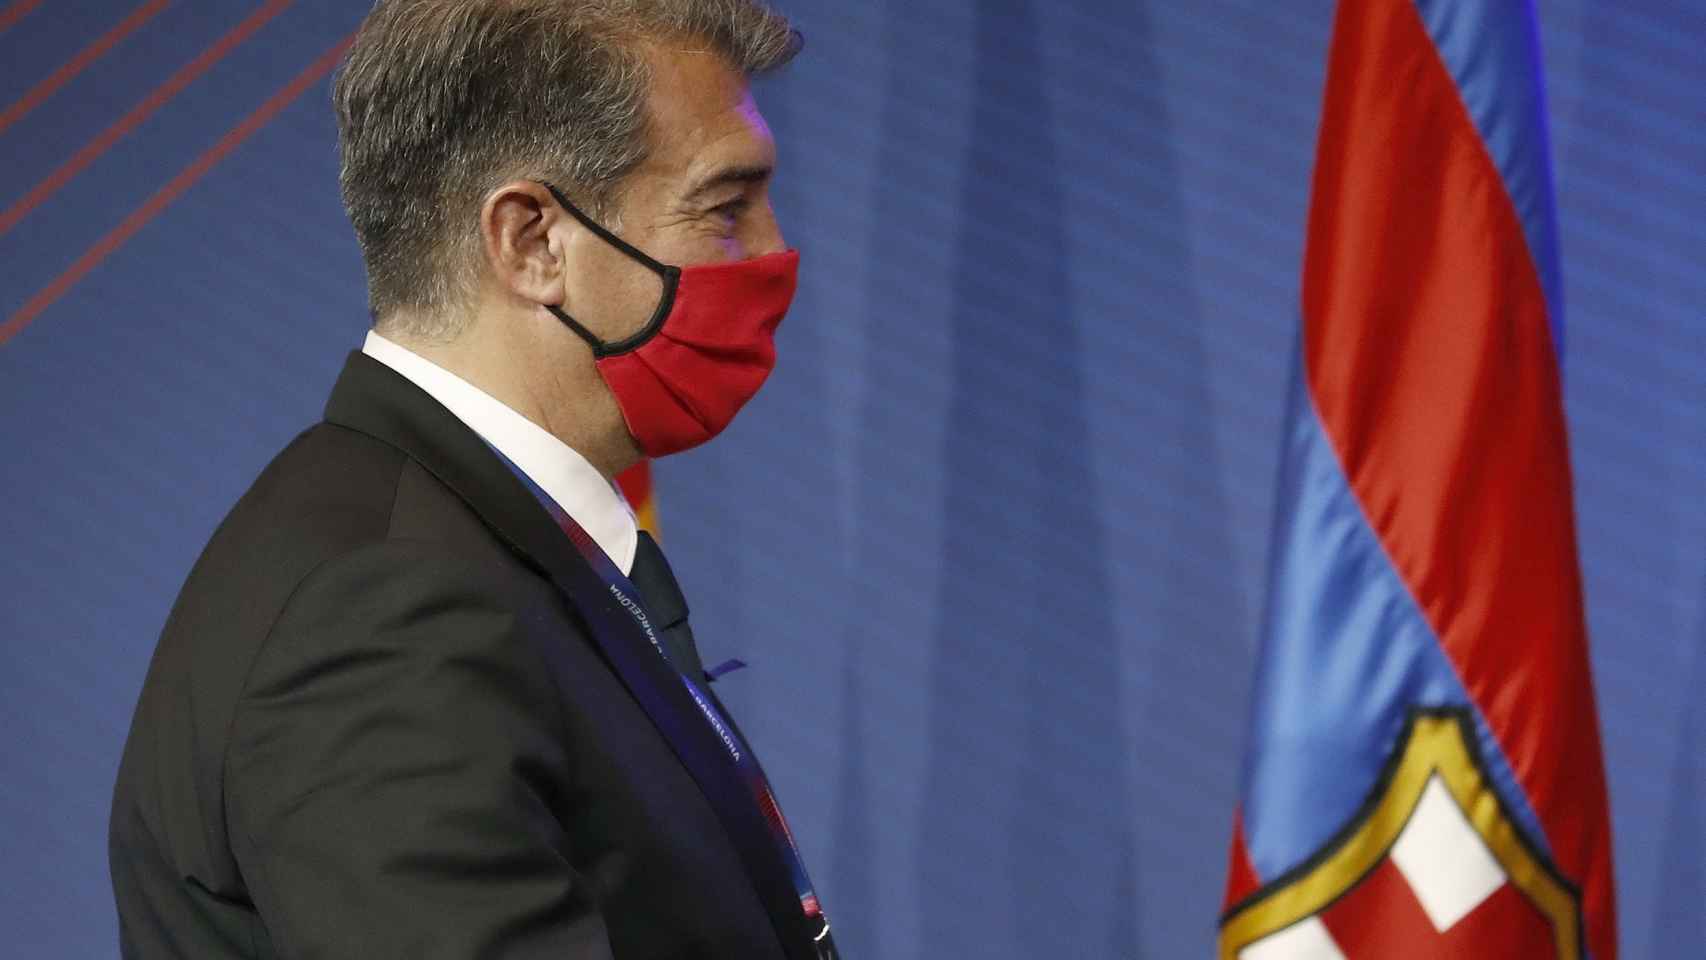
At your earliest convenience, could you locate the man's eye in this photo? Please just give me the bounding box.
[712,197,749,218]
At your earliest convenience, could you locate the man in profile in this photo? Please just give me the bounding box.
[109,2,835,957]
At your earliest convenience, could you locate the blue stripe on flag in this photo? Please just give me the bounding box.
[1411,0,1566,355]
[1239,342,1552,879]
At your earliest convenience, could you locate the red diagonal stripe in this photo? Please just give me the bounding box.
[0,0,294,239]
[0,35,354,347]
[0,0,45,35]
[0,0,173,138]
[1319,858,1443,957]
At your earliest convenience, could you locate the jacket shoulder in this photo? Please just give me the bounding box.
[111,421,504,914]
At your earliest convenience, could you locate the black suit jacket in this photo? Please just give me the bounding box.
[110,353,810,959]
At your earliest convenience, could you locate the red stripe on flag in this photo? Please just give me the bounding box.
[0,35,353,347]
[0,0,294,240]
[0,0,44,35]
[1301,3,1614,958]
[0,0,173,138]
[1219,810,1262,915]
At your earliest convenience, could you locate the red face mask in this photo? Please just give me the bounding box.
[541,182,798,458]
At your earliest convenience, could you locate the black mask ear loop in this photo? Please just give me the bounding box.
[538,181,683,359]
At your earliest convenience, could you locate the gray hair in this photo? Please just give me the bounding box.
[333,0,800,338]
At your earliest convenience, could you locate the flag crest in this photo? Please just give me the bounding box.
[1222,710,1582,958]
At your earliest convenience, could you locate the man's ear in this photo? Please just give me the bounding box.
[480,181,566,306]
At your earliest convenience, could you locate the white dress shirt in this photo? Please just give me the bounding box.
[361,330,638,574]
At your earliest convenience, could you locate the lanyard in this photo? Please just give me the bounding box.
[491,450,836,959]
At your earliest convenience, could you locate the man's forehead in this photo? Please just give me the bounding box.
[639,44,775,184]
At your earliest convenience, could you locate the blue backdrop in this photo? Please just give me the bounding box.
[1,2,1700,957]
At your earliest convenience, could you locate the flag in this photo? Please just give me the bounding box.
[618,460,660,536]
[1218,1,1615,958]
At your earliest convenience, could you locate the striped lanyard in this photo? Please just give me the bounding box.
[490,448,836,959]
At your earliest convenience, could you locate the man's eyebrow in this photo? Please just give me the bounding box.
[683,164,772,202]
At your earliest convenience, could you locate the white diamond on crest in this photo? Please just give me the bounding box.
[1239,917,1346,960]
[1389,774,1508,931]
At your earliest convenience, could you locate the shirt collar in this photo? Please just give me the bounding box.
[361,330,638,575]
